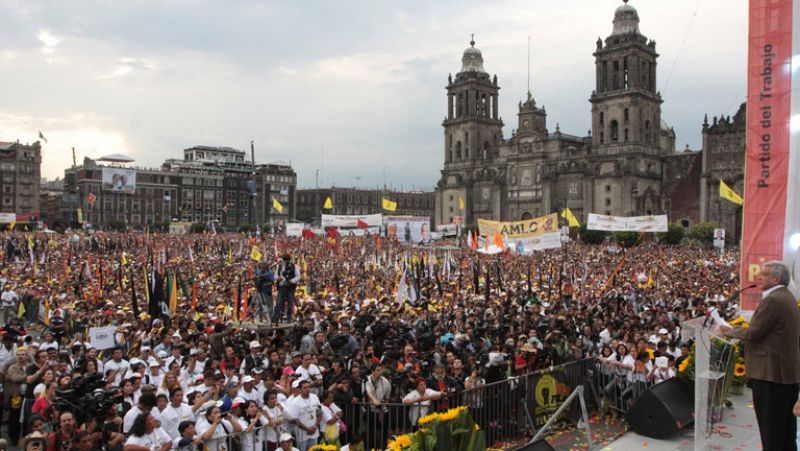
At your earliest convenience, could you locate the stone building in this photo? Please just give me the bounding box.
[296,187,435,224]
[62,145,296,230]
[0,140,42,224]
[435,2,683,226]
[699,103,746,237]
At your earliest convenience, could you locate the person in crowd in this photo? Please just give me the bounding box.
[123,412,172,451]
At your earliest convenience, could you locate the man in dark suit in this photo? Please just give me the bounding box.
[722,261,800,450]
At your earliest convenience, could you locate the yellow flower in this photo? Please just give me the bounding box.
[734,363,746,378]
[678,358,690,373]
[474,424,481,431]
[418,412,440,425]
[729,316,745,326]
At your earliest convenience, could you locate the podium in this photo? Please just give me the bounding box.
[681,317,737,450]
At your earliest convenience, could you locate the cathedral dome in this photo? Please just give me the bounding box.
[611,1,641,36]
[460,38,486,74]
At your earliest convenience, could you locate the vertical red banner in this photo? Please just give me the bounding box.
[741,0,796,310]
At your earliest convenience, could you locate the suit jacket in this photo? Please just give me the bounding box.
[727,287,800,384]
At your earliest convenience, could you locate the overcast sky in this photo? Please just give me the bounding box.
[0,0,747,190]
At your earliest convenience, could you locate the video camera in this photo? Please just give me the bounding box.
[53,373,123,424]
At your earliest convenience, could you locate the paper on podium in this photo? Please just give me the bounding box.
[681,315,738,345]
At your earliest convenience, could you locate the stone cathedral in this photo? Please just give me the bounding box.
[435,2,682,226]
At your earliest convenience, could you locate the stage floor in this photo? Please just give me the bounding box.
[604,388,794,451]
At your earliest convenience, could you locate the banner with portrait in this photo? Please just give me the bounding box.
[386,216,431,243]
[101,167,136,194]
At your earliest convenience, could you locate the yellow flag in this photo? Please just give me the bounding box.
[8,220,15,231]
[323,196,333,209]
[458,196,465,211]
[272,198,284,213]
[382,198,397,212]
[17,302,25,319]
[250,245,262,262]
[561,208,580,227]
[719,180,743,205]
[121,252,128,266]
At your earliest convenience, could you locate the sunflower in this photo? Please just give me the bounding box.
[734,363,746,378]
[418,412,440,425]
[729,316,745,326]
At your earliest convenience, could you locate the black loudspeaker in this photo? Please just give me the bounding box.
[513,439,555,451]
[625,378,694,438]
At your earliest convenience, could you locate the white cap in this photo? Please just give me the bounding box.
[291,379,302,389]
[190,348,199,356]
[149,361,161,367]
[249,341,262,349]
[242,375,254,383]
[659,328,669,335]
[279,433,293,442]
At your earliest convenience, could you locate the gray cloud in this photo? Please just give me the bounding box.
[0,0,747,190]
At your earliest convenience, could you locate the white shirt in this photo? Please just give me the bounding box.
[124,428,172,450]
[105,358,131,385]
[762,284,786,299]
[195,418,235,451]
[237,387,260,404]
[263,403,288,443]
[321,402,343,431]
[403,389,440,424]
[295,364,323,395]
[1,290,18,307]
[123,405,146,434]
[159,402,196,440]
[0,344,17,371]
[238,417,266,451]
[286,394,321,443]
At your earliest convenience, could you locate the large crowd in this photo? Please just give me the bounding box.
[0,230,741,451]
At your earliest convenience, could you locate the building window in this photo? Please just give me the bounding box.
[610,120,619,142]
[605,185,611,193]
[605,198,611,207]
[623,108,629,124]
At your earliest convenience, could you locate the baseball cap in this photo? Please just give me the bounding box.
[242,375,254,383]
[279,433,293,443]
[249,341,262,349]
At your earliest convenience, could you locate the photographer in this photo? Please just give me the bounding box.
[275,254,301,324]
[195,402,243,451]
[364,365,390,450]
[254,261,275,322]
[241,340,269,375]
[47,410,78,451]
[24,349,55,436]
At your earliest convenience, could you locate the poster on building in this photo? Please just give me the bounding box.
[0,213,15,224]
[338,227,380,237]
[586,214,668,232]
[101,167,136,194]
[713,228,726,249]
[741,0,799,310]
[169,222,191,235]
[386,216,431,243]
[321,214,382,228]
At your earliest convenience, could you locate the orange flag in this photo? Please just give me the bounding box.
[493,231,504,249]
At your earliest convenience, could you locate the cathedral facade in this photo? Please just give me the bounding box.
[435,2,681,226]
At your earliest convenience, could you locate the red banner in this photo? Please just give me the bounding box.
[741,0,796,310]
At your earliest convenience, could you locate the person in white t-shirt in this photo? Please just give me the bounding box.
[263,389,289,449]
[105,348,131,385]
[123,412,172,451]
[285,380,321,451]
[237,400,267,451]
[279,432,301,451]
[294,354,323,396]
[158,388,197,441]
[320,389,344,445]
[196,402,243,451]
[402,377,442,424]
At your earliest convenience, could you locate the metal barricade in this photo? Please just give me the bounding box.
[594,359,657,416]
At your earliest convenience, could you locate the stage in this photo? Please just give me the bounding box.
[604,388,789,451]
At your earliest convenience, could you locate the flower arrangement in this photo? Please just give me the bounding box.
[387,406,485,451]
[309,445,338,451]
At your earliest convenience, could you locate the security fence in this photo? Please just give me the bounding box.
[170,357,663,450]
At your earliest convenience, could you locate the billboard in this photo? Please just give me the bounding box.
[386,216,430,243]
[741,0,800,309]
[586,214,668,232]
[321,214,382,228]
[102,168,136,194]
[286,223,304,237]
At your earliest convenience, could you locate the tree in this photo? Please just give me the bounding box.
[613,231,641,247]
[107,220,127,232]
[190,223,207,234]
[688,222,719,243]
[579,223,608,244]
[657,223,686,245]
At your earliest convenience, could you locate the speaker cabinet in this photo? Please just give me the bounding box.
[625,378,694,438]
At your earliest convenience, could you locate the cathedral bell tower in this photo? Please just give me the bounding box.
[442,37,504,165]
[590,0,662,154]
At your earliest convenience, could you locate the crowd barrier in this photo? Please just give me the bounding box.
[170,357,661,450]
